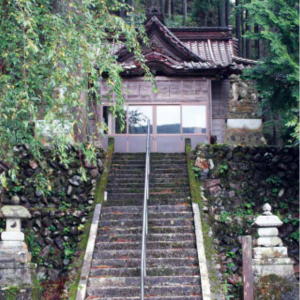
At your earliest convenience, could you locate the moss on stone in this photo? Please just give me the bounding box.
[66,139,115,300]
[255,274,296,300]
[94,138,114,204]
[185,140,224,297]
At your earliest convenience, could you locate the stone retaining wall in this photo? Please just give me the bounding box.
[194,144,299,298]
[0,146,105,298]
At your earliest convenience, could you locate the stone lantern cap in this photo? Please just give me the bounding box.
[0,205,31,219]
[254,203,283,227]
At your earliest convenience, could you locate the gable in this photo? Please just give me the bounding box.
[117,16,202,64]
[114,16,256,76]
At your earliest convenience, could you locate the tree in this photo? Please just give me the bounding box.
[183,0,188,25]
[192,0,219,26]
[243,0,299,144]
[0,0,146,185]
[235,0,242,55]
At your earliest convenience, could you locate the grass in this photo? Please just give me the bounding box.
[185,139,223,297]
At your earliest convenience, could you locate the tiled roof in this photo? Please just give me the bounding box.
[116,16,256,74]
[181,40,256,69]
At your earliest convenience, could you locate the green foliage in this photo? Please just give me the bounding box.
[217,162,229,176]
[242,0,299,144]
[265,175,282,186]
[289,230,299,241]
[25,231,42,264]
[0,0,147,179]
[63,242,75,260]
[192,166,201,178]
[4,286,20,300]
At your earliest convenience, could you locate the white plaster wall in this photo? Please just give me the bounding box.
[227,119,262,130]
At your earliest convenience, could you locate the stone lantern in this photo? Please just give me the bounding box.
[252,203,295,278]
[0,198,33,286]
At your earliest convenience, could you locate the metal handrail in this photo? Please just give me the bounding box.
[141,120,151,300]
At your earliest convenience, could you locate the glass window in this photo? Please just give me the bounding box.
[182,105,206,134]
[115,108,127,134]
[128,106,152,134]
[157,106,180,134]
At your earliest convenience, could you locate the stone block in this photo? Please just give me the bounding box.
[6,219,21,232]
[253,247,288,259]
[256,236,283,247]
[204,179,221,189]
[257,227,278,237]
[1,231,24,241]
[253,261,295,278]
[0,206,31,219]
[0,241,31,263]
[254,215,283,227]
[0,267,33,286]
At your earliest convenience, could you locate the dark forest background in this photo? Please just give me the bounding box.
[123,0,271,59]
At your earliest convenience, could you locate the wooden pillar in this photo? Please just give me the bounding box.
[242,236,254,300]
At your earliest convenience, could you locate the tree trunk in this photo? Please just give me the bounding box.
[204,12,208,26]
[168,0,171,18]
[245,10,250,58]
[225,0,230,26]
[235,0,242,56]
[241,7,246,57]
[219,0,226,27]
[160,0,165,18]
[254,24,260,58]
[183,0,187,25]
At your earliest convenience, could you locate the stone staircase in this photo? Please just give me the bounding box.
[85,153,202,300]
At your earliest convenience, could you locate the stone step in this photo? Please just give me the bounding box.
[100,212,193,221]
[107,182,190,189]
[91,257,198,269]
[105,198,191,206]
[111,162,186,167]
[86,296,202,300]
[86,284,201,298]
[98,225,194,235]
[99,218,194,228]
[95,240,196,250]
[109,173,188,180]
[101,205,192,214]
[111,161,186,166]
[97,233,195,243]
[93,248,197,259]
[106,187,190,194]
[89,265,200,277]
[88,276,200,288]
[107,192,190,200]
[106,195,191,201]
[110,168,188,174]
[113,153,185,158]
[107,178,189,185]
[110,169,145,175]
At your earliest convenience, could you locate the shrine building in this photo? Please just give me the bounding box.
[97,11,261,152]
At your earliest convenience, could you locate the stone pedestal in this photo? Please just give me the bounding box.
[224,74,265,146]
[0,202,34,287]
[252,203,295,278]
